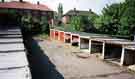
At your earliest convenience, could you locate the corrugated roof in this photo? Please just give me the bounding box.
[0,1,52,11]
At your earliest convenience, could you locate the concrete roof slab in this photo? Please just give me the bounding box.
[0,43,25,52]
[0,52,28,68]
[0,66,31,79]
[0,38,23,43]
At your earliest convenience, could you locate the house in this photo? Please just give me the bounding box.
[0,1,54,27]
[62,8,95,24]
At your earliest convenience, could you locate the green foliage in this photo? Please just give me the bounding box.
[40,16,49,34]
[100,4,123,35]
[70,14,98,32]
[21,14,49,35]
[93,16,103,29]
[123,0,135,34]
[0,9,20,26]
[70,16,83,31]
[94,0,135,35]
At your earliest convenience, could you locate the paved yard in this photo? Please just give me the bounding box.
[34,38,135,79]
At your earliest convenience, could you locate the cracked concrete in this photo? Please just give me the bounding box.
[37,39,135,79]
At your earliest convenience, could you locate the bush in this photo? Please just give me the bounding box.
[21,14,50,35]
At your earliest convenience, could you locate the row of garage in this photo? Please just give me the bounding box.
[50,28,135,67]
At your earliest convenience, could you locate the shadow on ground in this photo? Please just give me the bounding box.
[23,35,64,79]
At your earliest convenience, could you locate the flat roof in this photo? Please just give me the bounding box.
[105,40,135,45]
[125,46,135,50]
[0,43,25,52]
[91,38,126,42]
[0,66,30,79]
[0,38,23,43]
[0,34,22,38]
[0,52,28,68]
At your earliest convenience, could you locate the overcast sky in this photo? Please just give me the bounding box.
[7,0,125,14]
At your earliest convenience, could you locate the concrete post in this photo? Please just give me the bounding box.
[78,36,80,48]
[71,34,73,45]
[120,46,125,66]
[89,39,92,54]
[101,42,105,59]
[79,37,81,49]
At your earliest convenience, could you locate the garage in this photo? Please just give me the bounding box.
[64,32,71,43]
[71,33,80,46]
[123,46,135,66]
[104,40,135,66]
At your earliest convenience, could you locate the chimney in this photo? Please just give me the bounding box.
[89,9,92,12]
[19,0,23,2]
[74,8,76,11]
[37,1,40,5]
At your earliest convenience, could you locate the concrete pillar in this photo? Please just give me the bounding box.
[101,42,105,59]
[89,39,92,54]
[79,37,81,49]
[71,34,73,45]
[78,36,80,48]
[120,46,125,66]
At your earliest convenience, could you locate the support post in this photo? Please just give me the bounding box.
[101,42,105,59]
[79,37,81,49]
[71,34,72,45]
[89,39,92,54]
[120,46,125,66]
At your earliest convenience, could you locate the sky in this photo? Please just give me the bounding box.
[7,0,125,14]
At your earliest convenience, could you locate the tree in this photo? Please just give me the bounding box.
[97,3,127,35]
[58,3,63,21]
[86,12,98,33]
[123,0,135,35]
[70,16,83,31]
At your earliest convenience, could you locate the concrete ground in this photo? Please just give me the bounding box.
[34,38,135,79]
